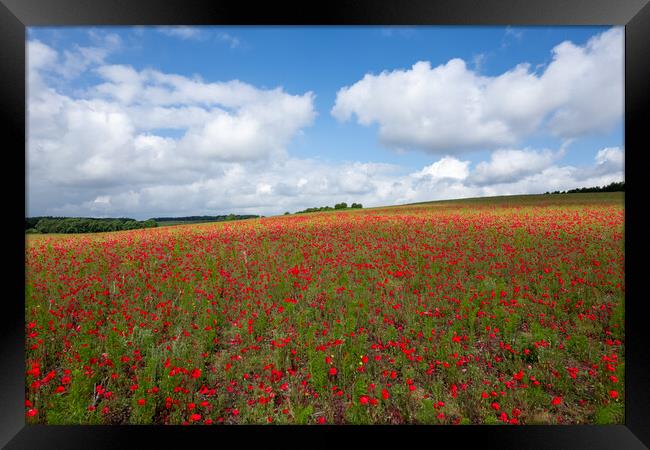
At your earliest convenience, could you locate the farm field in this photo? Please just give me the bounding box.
[24,193,625,425]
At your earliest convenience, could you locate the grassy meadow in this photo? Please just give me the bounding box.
[25,193,624,425]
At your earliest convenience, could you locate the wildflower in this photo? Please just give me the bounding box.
[551,396,562,406]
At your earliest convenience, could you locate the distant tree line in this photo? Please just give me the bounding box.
[26,217,157,234]
[544,181,624,195]
[152,214,259,223]
[292,202,363,214]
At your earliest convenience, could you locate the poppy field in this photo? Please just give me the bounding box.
[24,193,625,425]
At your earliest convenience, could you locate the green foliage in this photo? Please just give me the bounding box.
[295,405,314,424]
[294,202,363,214]
[594,402,624,424]
[28,217,158,234]
[545,181,624,195]
[152,214,259,224]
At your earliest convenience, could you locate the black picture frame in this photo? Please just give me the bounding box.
[2,0,649,448]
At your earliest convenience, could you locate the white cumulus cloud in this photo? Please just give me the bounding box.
[332,27,623,154]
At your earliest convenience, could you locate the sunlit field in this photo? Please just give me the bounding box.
[25,193,624,425]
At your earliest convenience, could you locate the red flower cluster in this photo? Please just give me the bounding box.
[24,196,625,424]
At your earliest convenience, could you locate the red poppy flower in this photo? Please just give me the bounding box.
[609,390,619,399]
[551,397,562,406]
[359,395,370,405]
[329,367,337,376]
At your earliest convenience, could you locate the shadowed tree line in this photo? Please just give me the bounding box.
[152,214,260,223]
[26,217,157,234]
[289,202,363,215]
[544,181,624,195]
[26,214,263,234]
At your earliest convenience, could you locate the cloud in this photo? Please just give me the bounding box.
[158,26,206,40]
[157,27,242,48]
[28,33,122,81]
[332,27,623,155]
[502,26,524,48]
[414,157,470,182]
[27,34,624,220]
[30,137,623,220]
[595,146,624,167]
[217,32,240,48]
[469,148,560,186]
[27,40,316,216]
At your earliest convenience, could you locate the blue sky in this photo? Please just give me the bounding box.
[27,26,624,219]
